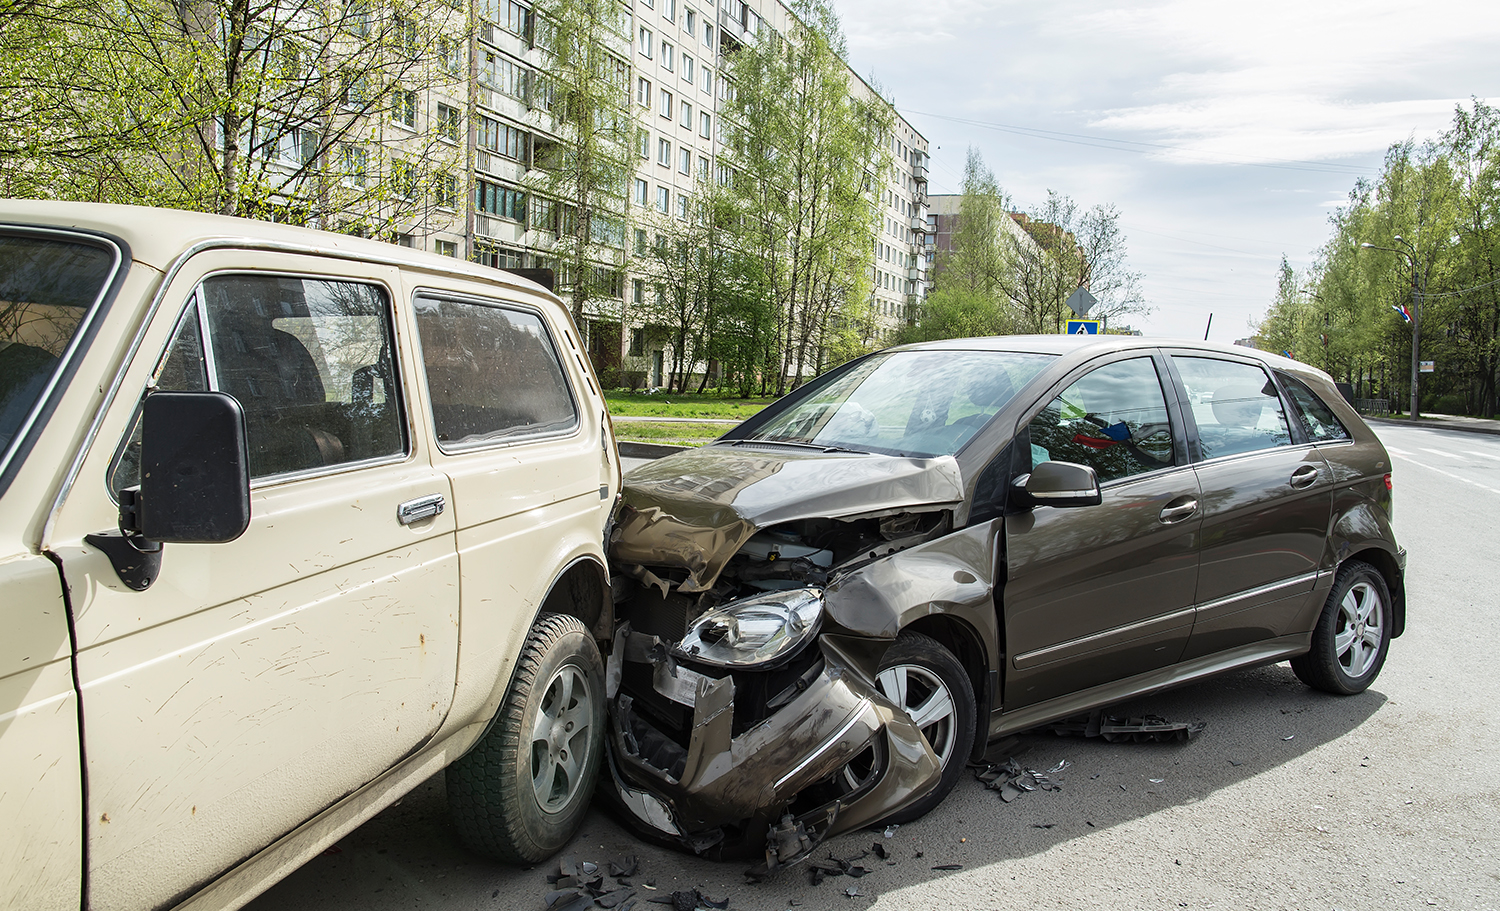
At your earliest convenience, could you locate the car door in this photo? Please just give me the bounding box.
[43,253,460,911]
[1166,353,1333,661]
[1003,353,1202,709]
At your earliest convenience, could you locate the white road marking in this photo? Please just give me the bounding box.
[1384,446,1410,455]
[1388,451,1500,495]
[1465,449,1500,462]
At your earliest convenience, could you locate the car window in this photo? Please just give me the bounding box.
[111,275,407,489]
[1278,373,1351,443]
[413,295,578,450]
[744,350,1054,458]
[1175,356,1292,458]
[1027,356,1176,483]
[1,233,116,457]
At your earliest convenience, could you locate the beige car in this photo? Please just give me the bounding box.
[1,202,621,911]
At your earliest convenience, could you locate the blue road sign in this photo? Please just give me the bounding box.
[1066,319,1102,335]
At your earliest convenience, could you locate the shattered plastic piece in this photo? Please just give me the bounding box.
[1149,778,1165,783]
[610,855,640,878]
[1282,735,1295,741]
[931,864,963,871]
[1032,823,1055,829]
[870,842,888,860]
[844,887,862,898]
[883,825,899,838]
[1040,709,1207,743]
[1046,759,1072,774]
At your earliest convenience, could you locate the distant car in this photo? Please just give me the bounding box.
[605,336,1405,865]
[1,202,621,910]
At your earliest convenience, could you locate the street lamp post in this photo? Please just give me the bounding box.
[1360,236,1422,420]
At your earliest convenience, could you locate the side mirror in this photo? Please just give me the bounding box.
[1014,460,1102,509]
[137,391,251,543]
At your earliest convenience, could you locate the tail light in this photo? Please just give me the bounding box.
[1384,473,1392,491]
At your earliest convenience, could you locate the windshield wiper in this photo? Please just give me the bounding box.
[729,438,867,454]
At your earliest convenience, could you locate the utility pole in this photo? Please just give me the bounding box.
[1360,236,1423,420]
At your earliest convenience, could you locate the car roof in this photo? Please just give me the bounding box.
[0,199,557,301]
[890,334,1328,382]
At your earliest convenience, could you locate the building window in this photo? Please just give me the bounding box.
[435,239,458,257]
[702,68,712,96]
[478,116,528,162]
[634,228,648,256]
[436,103,460,142]
[638,26,652,57]
[697,155,709,181]
[703,20,712,46]
[392,13,418,54]
[683,55,694,84]
[663,0,675,20]
[656,186,669,213]
[341,144,367,186]
[340,71,369,108]
[476,179,527,222]
[483,53,531,104]
[480,0,531,37]
[678,147,690,174]
[435,171,458,210]
[659,89,671,119]
[675,193,688,219]
[637,76,651,107]
[533,197,558,233]
[661,42,673,71]
[634,178,648,206]
[700,111,711,138]
[637,128,650,159]
[685,8,695,36]
[657,137,671,165]
[680,100,692,128]
[437,37,462,76]
[631,281,645,308]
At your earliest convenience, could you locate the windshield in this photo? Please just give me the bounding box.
[744,350,1055,457]
[1,233,117,460]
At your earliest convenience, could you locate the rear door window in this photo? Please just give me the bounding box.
[1174,357,1293,459]
[413,295,578,450]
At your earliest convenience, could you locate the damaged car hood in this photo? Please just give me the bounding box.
[610,444,965,592]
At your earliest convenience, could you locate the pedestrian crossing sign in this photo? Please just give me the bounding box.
[1066,319,1102,335]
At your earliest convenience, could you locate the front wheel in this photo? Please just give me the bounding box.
[447,614,605,863]
[843,632,976,825]
[1291,561,1392,695]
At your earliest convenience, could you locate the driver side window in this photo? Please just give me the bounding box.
[1027,357,1175,484]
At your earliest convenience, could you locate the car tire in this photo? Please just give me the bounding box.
[1290,561,1392,695]
[860,632,976,825]
[446,613,604,863]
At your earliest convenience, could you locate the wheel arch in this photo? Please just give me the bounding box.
[900,613,990,761]
[536,555,614,642]
[1344,546,1405,638]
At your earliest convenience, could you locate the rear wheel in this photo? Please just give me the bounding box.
[447,614,604,863]
[842,632,975,824]
[1291,561,1392,695]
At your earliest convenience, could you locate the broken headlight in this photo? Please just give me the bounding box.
[676,587,823,668]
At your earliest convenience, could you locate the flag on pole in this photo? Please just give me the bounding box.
[1392,303,1412,323]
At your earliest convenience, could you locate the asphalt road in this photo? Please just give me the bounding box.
[248,424,1500,911]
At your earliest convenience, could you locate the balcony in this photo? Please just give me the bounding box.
[912,161,928,182]
[910,214,927,232]
[907,267,923,282]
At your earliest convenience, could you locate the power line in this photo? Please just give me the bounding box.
[903,109,1380,177]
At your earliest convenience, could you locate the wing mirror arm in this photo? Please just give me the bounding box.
[87,391,252,592]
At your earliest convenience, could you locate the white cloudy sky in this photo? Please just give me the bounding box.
[831,0,1500,341]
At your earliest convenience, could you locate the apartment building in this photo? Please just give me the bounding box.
[924,193,1045,286]
[368,0,929,379]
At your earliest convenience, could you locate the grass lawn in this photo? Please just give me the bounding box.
[613,420,737,447]
[603,389,778,420]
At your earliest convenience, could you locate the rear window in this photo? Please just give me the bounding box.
[1278,373,1351,442]
[1,232,117,462]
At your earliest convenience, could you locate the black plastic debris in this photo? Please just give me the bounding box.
[610,856,640,878]
[870,842,888,860]
[971,757,1070,802]
[931,864,963,871]
[543,855,647,911]
[647,889,728,911]
[1039,709,1207,743]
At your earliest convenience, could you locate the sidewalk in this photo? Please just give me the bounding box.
[1364,412,1500,436]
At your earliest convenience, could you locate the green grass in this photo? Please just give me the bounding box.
[603,389,778,420]
[613,420,737,447]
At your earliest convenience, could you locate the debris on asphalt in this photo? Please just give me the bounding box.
[870,842,888,860]
[883,825,899,838]
[931,864,963,871]
[1039,709,1207,743]
[971,757,1069,802]
[537,855,658,911]
[646,889,728,910]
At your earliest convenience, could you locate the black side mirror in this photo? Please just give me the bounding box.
[138,391,251,543]
[1014,460,1102,509]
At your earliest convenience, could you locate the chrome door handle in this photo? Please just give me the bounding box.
[397,494,446,525]
[1290,465,1320,489]
[1159,498,1199,523]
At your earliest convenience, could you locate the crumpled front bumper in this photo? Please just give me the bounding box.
[606,638,941,862]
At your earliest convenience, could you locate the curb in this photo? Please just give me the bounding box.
[619,441,688,459]
[1365,416,1500,437]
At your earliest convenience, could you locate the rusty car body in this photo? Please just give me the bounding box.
[602,336,1405,867]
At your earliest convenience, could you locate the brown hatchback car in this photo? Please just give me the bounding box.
[602,336,1405,866]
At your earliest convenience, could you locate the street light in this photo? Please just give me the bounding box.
[1360,235,1422,420]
